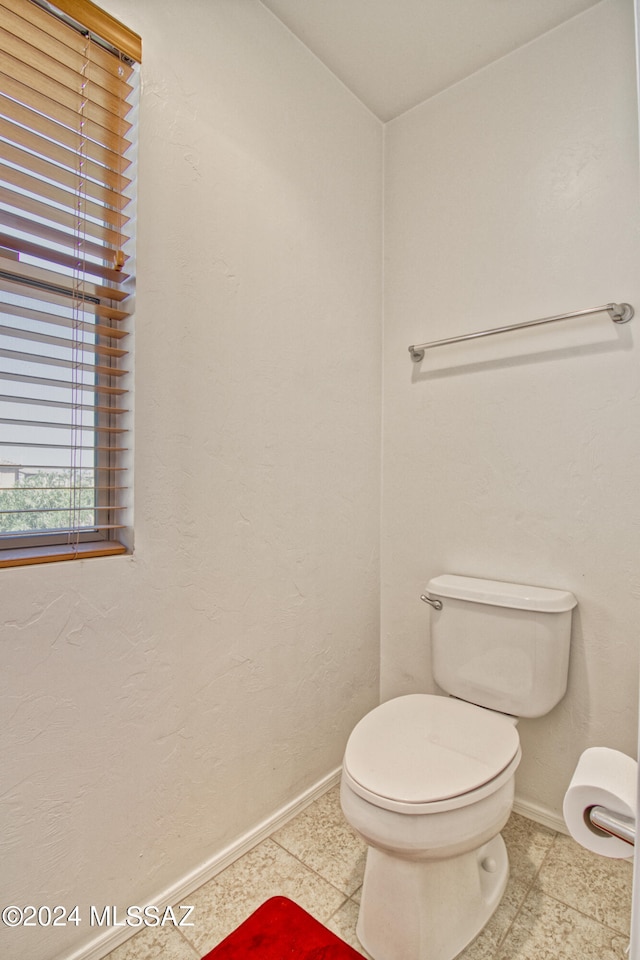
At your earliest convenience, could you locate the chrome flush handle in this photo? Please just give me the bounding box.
[420,594,442,611]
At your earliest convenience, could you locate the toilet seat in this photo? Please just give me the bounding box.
[343,694,521,815]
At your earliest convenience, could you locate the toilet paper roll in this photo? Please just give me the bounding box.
[563,747,637,859]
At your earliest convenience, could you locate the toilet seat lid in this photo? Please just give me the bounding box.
[343,694,520,805]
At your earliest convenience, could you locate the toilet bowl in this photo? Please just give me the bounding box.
[340,575,577,960]
[341,694,521,960]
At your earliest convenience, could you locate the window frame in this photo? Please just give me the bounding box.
[0,0,140,568]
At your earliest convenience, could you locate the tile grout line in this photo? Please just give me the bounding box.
[487,828,560,957]
[270,834,360,907]
[538,887,633,941]
[174,922,203,958]
[488,885,529,957]
[324,895,357,925]
[528,831,633,941]
[487,827,631,957]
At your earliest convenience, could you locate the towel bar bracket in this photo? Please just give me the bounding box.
[609,302,634,323]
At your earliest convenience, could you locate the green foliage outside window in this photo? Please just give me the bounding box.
[0,471,96,534]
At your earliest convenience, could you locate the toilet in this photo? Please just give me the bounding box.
[340,575,577,960]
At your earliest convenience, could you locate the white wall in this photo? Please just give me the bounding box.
[382,0,640,822]
[0,3,382,958]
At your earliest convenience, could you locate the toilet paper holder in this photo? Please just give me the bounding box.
[589,805,635,848]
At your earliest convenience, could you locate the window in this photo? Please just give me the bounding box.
[0,0,141,567]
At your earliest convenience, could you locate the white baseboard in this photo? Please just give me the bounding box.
[513,796,569,835]
[60,777,570,960]
[61,767,342,960]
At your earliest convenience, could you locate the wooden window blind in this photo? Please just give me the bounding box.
[0,0,141,568]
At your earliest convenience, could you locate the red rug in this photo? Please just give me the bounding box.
[200,896,366,959]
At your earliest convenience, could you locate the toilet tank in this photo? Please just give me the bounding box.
[426,575,577,719]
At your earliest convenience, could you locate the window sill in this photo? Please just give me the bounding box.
[0,541,127,569]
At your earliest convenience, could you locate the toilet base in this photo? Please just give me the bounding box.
[356,833,509,960]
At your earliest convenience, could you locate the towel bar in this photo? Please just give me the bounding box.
[408,302,634,362]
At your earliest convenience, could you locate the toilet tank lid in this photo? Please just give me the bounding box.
[426,575,577,613]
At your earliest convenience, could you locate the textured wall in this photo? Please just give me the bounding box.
[382,0,640,821]
[0,3,382,958]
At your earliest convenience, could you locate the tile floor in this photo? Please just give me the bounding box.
[104,784,633,960]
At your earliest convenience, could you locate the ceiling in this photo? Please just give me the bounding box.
[259,0,605,121]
